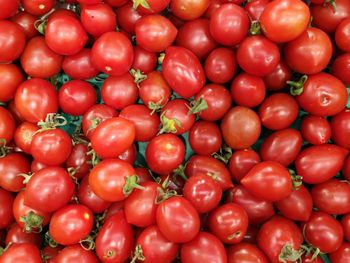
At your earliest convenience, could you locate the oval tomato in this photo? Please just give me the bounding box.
[55,245,99,263]
[331,109,350,149]
[329,243,350,263]
[10,11,38,40]
[228,149,261,182]
[5,223,42,247]
[0,64,24,102]
[65,144,91,180]
[0,243,42,263]
[0,20,26,63]
[21,0,55,16]
[300,115,331,145]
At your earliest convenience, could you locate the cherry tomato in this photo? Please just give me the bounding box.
[10,12,38,39]
[227,242,269,263]
[329,243,350,263]
[116,2,143,34]
[244,0,270,21]
[331,109,350,149]
[21,0,55,16]
[0,64,23,102]
[342,214,350,242]
[332,53,350,86]
[335,18,350,53]
[118,143,137,164]
[0,20,26,63]
[228,149,261,182]
[132,45,157,73]
[55,244,99,263]
[0,106,15,144]
[5,223,42,247]
[0,0,19,19]
[133,0,170,15]
[263,60,292,91]
[301,115,331,145]
[41,246,61,263]
[105,0,128,7]
[0,188,14,229]
[65,144,91,180]
[171,0,210,20]
[0,243,42,263]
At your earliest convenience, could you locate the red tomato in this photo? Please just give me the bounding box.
[335,18,350,52]
[91,117,135,159]
[221,106,261,150]
[135,167,152,183]
[146,134,185,175]
[133,0,170,15]
[118,143,137,164]
[301,115,331,145]
[275,185,313,222]
[41,246,61,263]
[116,2,143,34]
[259,93,299,130]
[5,223,42,247]
[55,245,99,263]
[105,0,128,7]
[89,159,138,202]
[329,243,350,263]
[156,196,200,243]
[24,167,75,212]
[209,3,249,46]
[331,109,350,149]
[304,211,344,253]
[78,0,102,4]
[332,53,350,86]
[91,32,134,76]
[132,45,157,73]
[162,46,205,98]
[227,243,269,263]
[189,121,222,155]
[228,149,261,182]
[11,12,39,39]
[244,0,270,21]
[65,144,91,180]
[0,20,26,63]
[203,0,222,18]
[0,243,42,263]
[263,60,292,91]
[257,216,303,263]
[21,0,55,16]
[0,106,15,144]
[0,188,14,229]
[171,0,210,20]
[342,214,350,242]
[295,144,347,184]
[0,0,19,19]
[0,64,23,102]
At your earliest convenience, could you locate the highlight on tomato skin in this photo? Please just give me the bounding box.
[0,1,348,262]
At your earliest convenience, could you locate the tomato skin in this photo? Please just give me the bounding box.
[0,0,19,19]
[228,149,261,182]
[0,107,16,144]
[275,185,313,222]
[41,246,61,263]
[55,244,99,263]
[335,18,350,52]
[21,0,55,16]
[62,49,99,80]
[95,212,134,263]
[105,0,128,7]
[311,179,350,215]
[329,243,350,263]
[156,196,200,243]
[221,106,261,150]
[257,216,303,263]
[263,60,292,91]
[237,36,280,77]
[10,11,38,39]
[185,155,233,191]
[301,255,324,263]
[342,214,350,242]
[171,0,210,20]
[132,45,157,73]
[181,232,227,263]
[91,32,134,76]
[0,243,42,263]
[24,167,75,212]
[259,93,299,130]
[332,53,350,86]
[244,0,270,21]
[260,0,310,43]
[116,2,143,34]
[209,4,249,46]
[227,243,269,263]
[301,115,331,145]
[136,225,179,263]
[0,64,23,102]
[231,73,266,108]
[331,110,350,149]
[146,134,185,175]
[162,46,206,98]
[65,144,91,180]
[0,20,26,63]
[176,19,217,61]
[14,78,58,124]
[0,188,14,229]
[205,47,237,84]
[209,203,248,244]
[91,117,135,159]
[0,153,30,192]
[5,223,42,247]
[295,144,347,184]
[304,211,344,253]
[260,128,302,167]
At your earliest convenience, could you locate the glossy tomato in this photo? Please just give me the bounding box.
[0,243,42,263]
[331,109,350,149]
[0,20,26,63]
[55,245,99,263]
[227,243,269,263]
[171,0,210,20]
[11,11,38,39]
[263,60,292,91]
[0,64,24,102]
[228,149,261,182]
[189,121,222,155]
[332,53,350,86]
[300,115,331,145]
[0,188,14,229]
[131,45,157,73]
[0,0,19,19]
[21,0,55,16]
[0,107,15,144]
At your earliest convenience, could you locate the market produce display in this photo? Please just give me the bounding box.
[1,0,350,262]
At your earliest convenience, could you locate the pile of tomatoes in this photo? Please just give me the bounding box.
[1,0,350,262]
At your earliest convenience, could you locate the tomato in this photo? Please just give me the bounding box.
[0,0,19,19]
[0,20,26,63]
[135,167,152,184]
[284,28,332,74]
[41,246,61,263]
[237,36,280,77]
[82,104,118,140]
[0,188,14,229]
[228,149,261,182]
[295,144,347,184]
[185,155,233,190]
[331,109,350,149]
[146,134,185,175]
[135,15,177,52]
[301,254,324,263]
[62,49,99,80]
[304,211,344,253]
[55,245,99,263]
[203,0,222,19]
[227,243,269,263]
[183,174,222,214]
[95,212,134,263]
[139,71,172,112]
[263,60,292,91]
[332,53,350,86]
[204,47,237,84]
[24,167,75,212]
[5,223,42,247]
[14,78,58,123]
[21,0,55,16]
[133,0,170,15]
[329,243,350,263]
[221,106,261,150]
[91,117,135,159]
[171,0,210,20]
[0,243,41,263]
[259,93,299,130]
[0,64,23,102]
[275,185,313,222]
[30,160,49,173]
[78,0,101,4]
[231,73,266,108]
[0,107,15,144]
[244,0,270,21]
[260,0,310,43]
[310,0,350,33]
[0,153,30,192]
[135,225,179,263]
[77,175,111,214]
[241,161,293,201]
[118,144,137,164]
[132,45,157,73]
[335,18,350,52]
[260,128,302,166]
[162,46,205,98]
[116,2,143,34]
[342,214,350,242]
[227,185,275,225]
[300,115,331,145]
[91,32,134,76]
[257,216,303,263]
[65,144,91,180]
[209,4,249,46]
[311,179,350,215]
[10,11,38,39]
[176,19,217,61]
[189,121,222,155]
[81,3,116,37]
[105,0,128,7]
[209,203,248,244]
[156,196,200,243]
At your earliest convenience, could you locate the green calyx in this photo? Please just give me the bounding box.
[158,111,182,135]
[130,69,147,86]
[212,144,233,164]
[20,211,44,233]
[37,113,68,131]
[0,139,12,158]
[123,175,145,196]
[187,98,208,115]
[278,244,302,263]
[289,169,303,190]
[250,21,261,35]
[130,245,145,263]
[287,75,308,96]
[132,0,150,10]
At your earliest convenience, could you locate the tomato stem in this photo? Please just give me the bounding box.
[86,147,101,167]
[130,68,147,86]
[79,235,96,251]
[0,139,12,157]
[20,211,44,233]
[158,53,165,65]
[158,111,182,135]
[278,244,302,263]
[249,21,261,35]
[132,0,151,10]
[188,98,208,115]
[227,231,241,240]
[45,232,58,248]
[123,175,145,196]
[148,100,165,114]
[37,113,68,131]
[0,242,12,256]
[130,245,145,263]
[324,0,337,12]
[289,169,303,190]
[156,188,178,203]
[287,75,308,96]
[173,164,188,181]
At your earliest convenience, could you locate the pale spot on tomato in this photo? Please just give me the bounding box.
[84,213,90,220]
[165,143,173,151]
[105,66,112,72]
[39,4,45,9]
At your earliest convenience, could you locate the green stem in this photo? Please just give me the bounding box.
[158,111,181,135]
[287,75,308,96]
[20,211,44,233]
[250,21,261,35]
[278,244,302,263]
[123,175,145,196]
[130,69,147,86]
[187,98,208,115]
